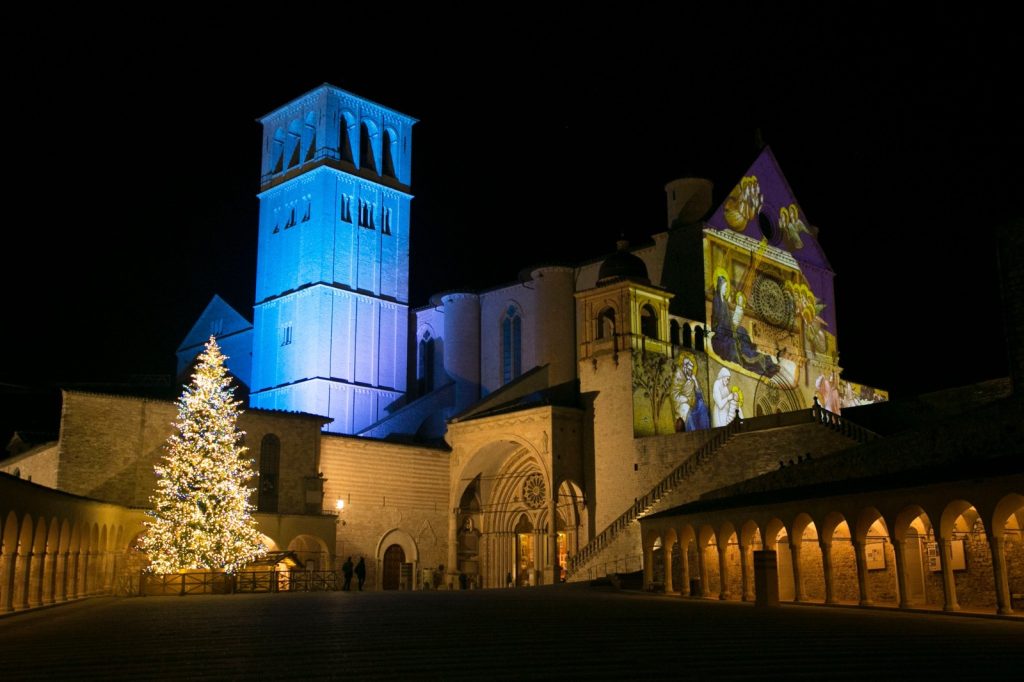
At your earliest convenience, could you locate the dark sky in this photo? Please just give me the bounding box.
[1,10,1019,404]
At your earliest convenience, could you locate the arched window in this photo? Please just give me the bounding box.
[694,326,705,352]
[596,307,616,340]
[339,112,355,163]
[383,127,399,178]
[271,128,286,174]
[640,304,658,339]
[360,120,378,173]
[302,111,317,162]
[258,434,281,513]
[682,323,692,348]
[670,319,681,346]
[418,331,435,395]
[286,119,302,169]
[502,305,522,385]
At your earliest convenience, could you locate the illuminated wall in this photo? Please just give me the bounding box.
[632,348,712,436]
[249,85,416,434]
[702,147,841,420]
[631,148,884,436]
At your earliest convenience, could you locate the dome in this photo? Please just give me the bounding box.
[597,240,649,284]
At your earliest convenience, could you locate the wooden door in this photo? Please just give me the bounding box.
[383,544,405,590]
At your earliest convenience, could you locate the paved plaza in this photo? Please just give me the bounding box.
[1,585,1021,680]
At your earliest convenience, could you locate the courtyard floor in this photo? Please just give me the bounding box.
[1,584,1021,680]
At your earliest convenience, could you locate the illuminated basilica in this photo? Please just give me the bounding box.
[2,85,1020,615]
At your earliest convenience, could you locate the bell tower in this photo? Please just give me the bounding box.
[249,85,417,434]
[576,241,674,530]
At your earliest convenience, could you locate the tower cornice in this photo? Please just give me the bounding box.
[258,83,418,126]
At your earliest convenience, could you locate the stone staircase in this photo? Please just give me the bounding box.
[567,406,875,582]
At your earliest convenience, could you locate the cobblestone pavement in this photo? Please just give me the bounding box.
[1,585,1021,680]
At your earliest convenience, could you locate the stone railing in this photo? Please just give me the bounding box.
[567,417,747,577]
[567,404,877,580]
[810,403,877,444]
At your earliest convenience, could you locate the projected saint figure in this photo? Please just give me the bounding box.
[712,367,742,427]
[711,275,780,377]
[673,355,710,432]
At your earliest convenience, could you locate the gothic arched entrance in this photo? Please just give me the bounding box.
[754,376,803,416]
[382,544,405,590]
[514,515,535,586]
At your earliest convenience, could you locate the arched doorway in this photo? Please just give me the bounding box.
[515,515,535,586]
[287,535,329,572]
[382,544,405,590]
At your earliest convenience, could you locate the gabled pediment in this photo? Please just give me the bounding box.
[177,295,253,353]
[707,146,832,273]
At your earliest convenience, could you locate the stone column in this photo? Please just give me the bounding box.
[503,532,512,586]
[739,542,754,602]
[43,550,57,604]
[29,551,44,608]
[69,551,80,599]
[642,542,654,590]
[103,550,115,593]
[989,536,1013,615]
[492,534,501,589]
[893,539,910,608]
[937,538,960,612]
[489,533,497,588]
[447,508,458,588]
[500,532,509,586]
[696,542,709,597]
[91,550,101,595]
[534,529,544,586]
[0,551,15,612]
[789,542,805,602]
[56,551,68,602]
[680,542,691,596]
[80,551,91,596]
[663,542,675,593]
[852,540,873,606]
[548,494,559,584]
[14,552,32,609]
[718,539,731,600]
[819,541,837,605]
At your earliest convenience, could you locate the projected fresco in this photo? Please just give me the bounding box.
[632,350,715,437]
[631,148,885,437]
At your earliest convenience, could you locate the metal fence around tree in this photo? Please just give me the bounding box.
[136,570,340,596]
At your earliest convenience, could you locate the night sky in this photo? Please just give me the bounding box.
[1,10,1019,420]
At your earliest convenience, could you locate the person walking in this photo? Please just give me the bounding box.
[355,557,366,591]
[342,556,354,591]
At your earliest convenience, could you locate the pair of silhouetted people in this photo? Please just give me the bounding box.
[341,556,367,591]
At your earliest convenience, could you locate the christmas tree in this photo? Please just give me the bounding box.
[140,337,266,573]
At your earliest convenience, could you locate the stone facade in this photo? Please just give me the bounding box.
[0,443,60,489]
[42,391,327,514]
[319,435,449,589]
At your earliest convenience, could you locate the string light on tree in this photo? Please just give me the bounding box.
[139,337,266,573]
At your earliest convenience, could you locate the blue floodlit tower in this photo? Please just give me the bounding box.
[249,85,416,434]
